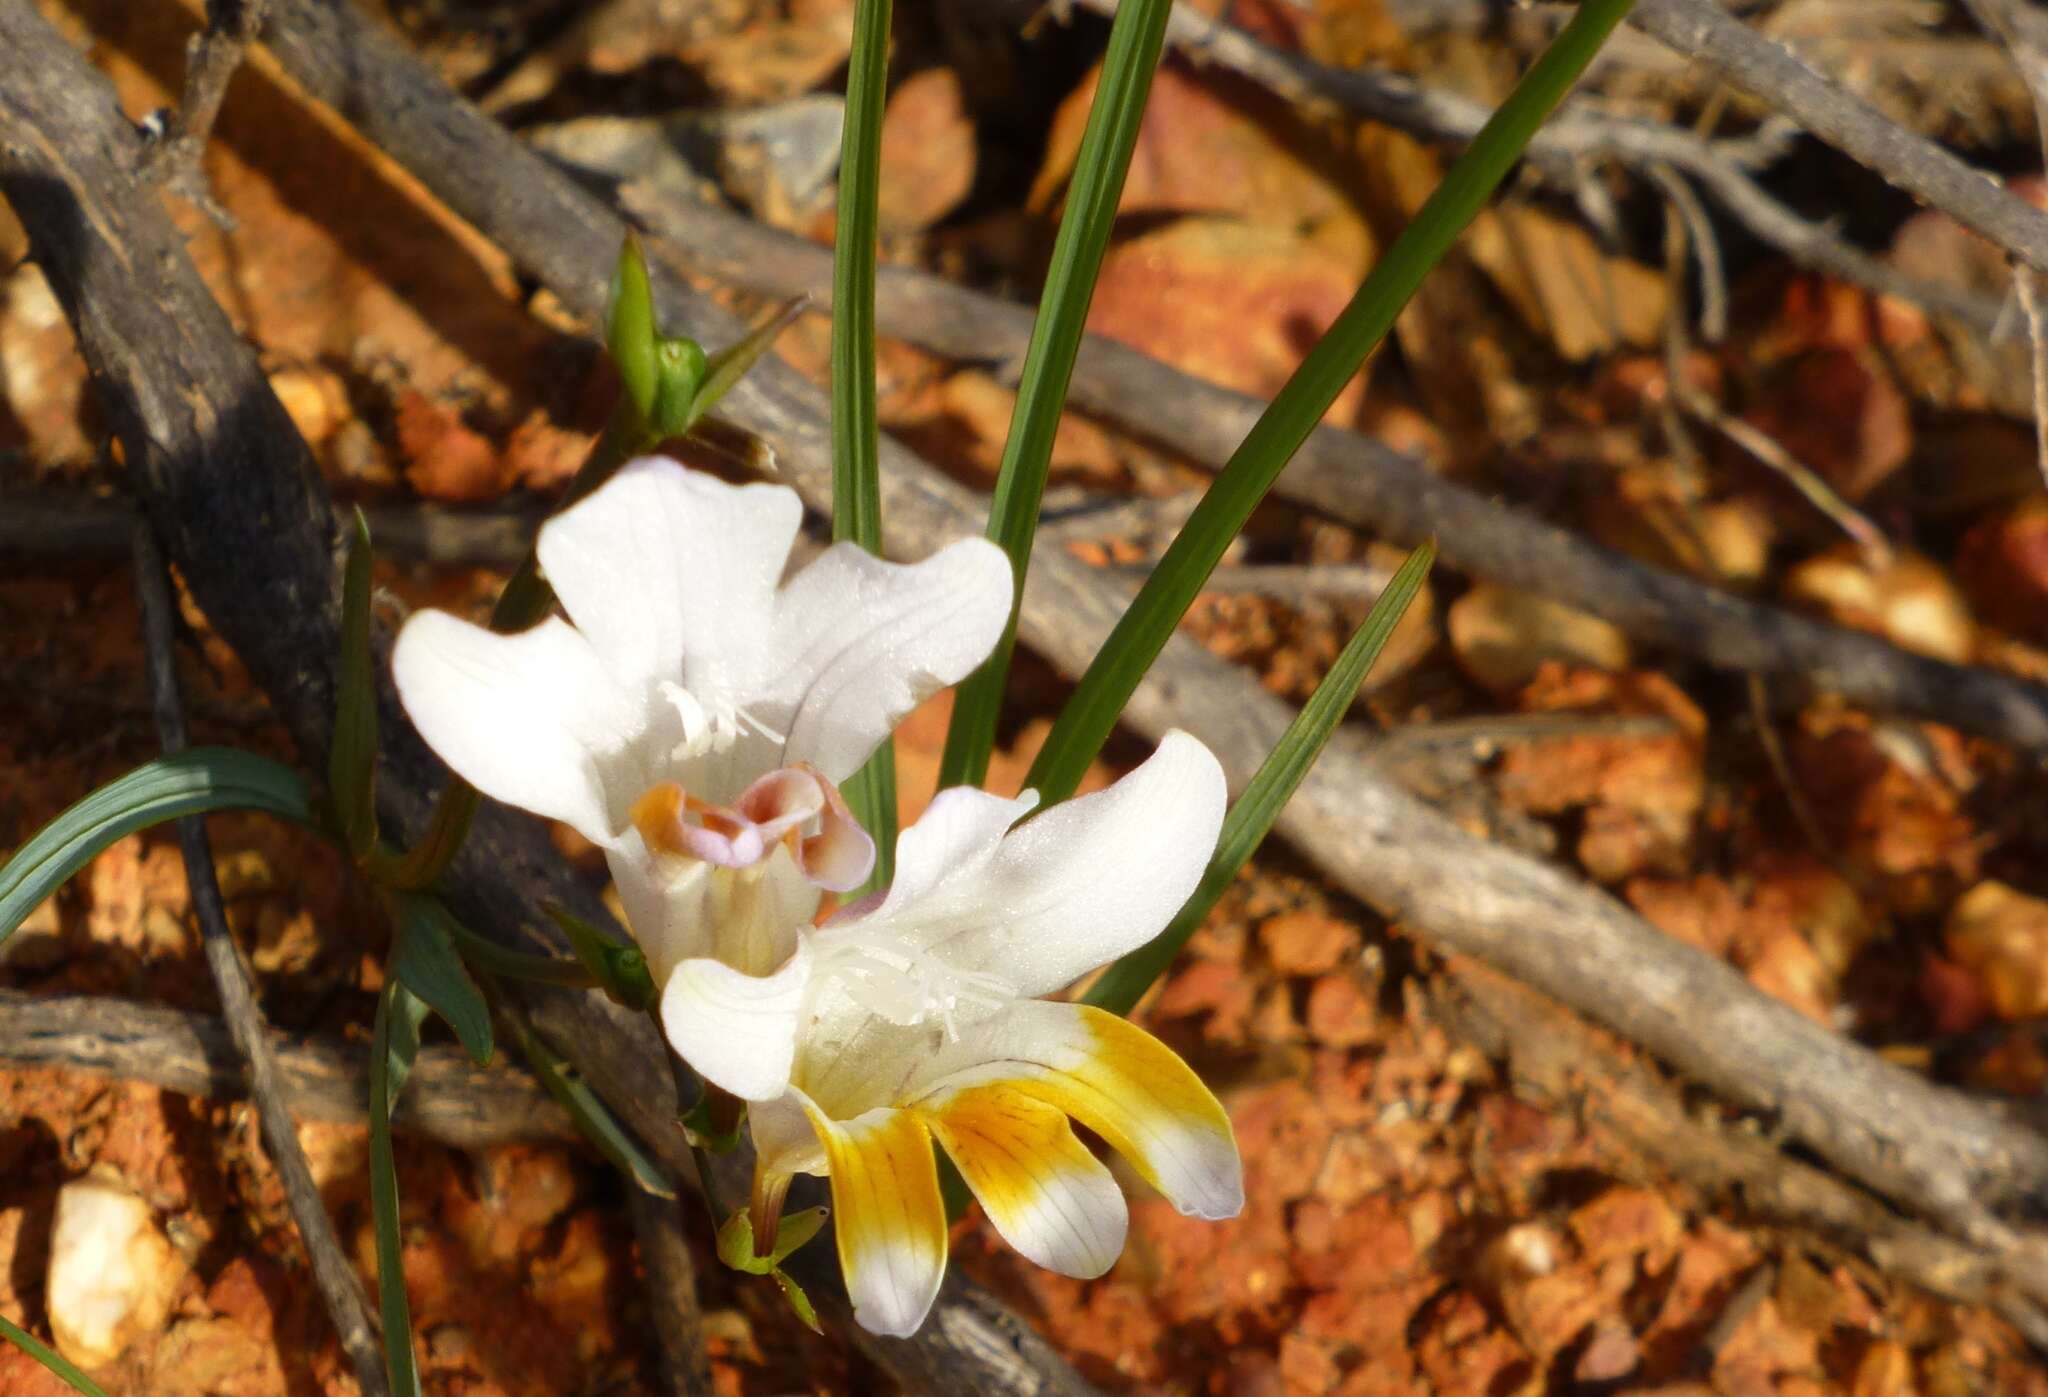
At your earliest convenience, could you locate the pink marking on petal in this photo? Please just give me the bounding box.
[733,767,829,844]
[799,771,875,893]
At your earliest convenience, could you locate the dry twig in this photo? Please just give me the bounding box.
[0,989,574,1145]
[131,521,388,1397]
[1629,0,2048,276]
[245,0,2048,1308]
[139,0,267,222]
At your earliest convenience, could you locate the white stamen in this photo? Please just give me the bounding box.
[822,935,1012,1042]
[661,681,786,761]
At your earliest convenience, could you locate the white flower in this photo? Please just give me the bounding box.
[392,458,1012,1097]
[740,731,1243,1337]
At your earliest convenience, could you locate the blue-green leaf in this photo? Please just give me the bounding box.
[368,978,430,1397]
[0,1312,109,1397]
[1,749,315,939]
[390,895,494,1065]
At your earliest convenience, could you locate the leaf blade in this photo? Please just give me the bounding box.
[1085,542,1435,1015]
[1025,0,1638,805]
[0,748,315,938]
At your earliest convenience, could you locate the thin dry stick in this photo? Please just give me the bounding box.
[1629,0,2048,276]
[0,989,576,1146]
[141,0,268,221]
[1962,0,2048,491]
[1058,0,2003,332]
[623,1186,712,1397]
[131,522,389,1397]
[244,0,2048,1297]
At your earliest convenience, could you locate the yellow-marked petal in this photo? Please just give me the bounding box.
[925,1001,1243,1220]
[924,1085,1127,1278]
[807,1104,947,1338]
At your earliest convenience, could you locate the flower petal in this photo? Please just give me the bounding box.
[392,611,634,844]
[923,1085,1127,1279]
[807,1105,947,1338]
[609,840,817,986]
[849,731,1226,995]
[911,1000,1242,1221]
[537,458,802,699]
[660,938,812,1101]
[766,537,1012,781]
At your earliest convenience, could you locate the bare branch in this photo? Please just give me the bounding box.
[0,989,575,1146]
[133,520,388,1396]
[1630,0,2048,277]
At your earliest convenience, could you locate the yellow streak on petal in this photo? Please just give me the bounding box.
[628,780,687,854]
[924,1086,1125,1279]
[1013,1005,1243,1220]
[807,1105,947,1338]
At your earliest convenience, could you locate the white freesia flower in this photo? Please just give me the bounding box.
[392,457,1012,1098]
[740,731,1243,1337]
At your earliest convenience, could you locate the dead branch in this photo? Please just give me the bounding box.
[246,0,2048,1308]
[1630,0,2048,277]
[0,6,1097,1391]
[133,518,388,1394]
[608,190,2048,755]
[0,988,574,1145]
[140,0,267,222]
[1061,0,2002,332]
[0,492,542,569]
[623,1185,712,1397]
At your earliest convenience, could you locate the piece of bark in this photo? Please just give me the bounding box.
[0,989,574,1147]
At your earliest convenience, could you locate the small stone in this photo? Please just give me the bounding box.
[1304,974,1375,1049]
[1782,545,1974,664]
[1258,911,1356,977]
[1575,1316,1640,1383]
[1945,880,2048,1020]
[47,1168,182,1368]
[1447,582,1630,692]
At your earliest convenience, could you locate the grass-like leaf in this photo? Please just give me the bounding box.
[1024,0,1638,805]
[0,1312,109,1397]
[1086,542,1435,1015]
[939,0,1174,792]
[390,895,495,1064]
[833,0,898,888]
[499,1006,676,1198]
[368,977,431,1397]
[330,507,379,858]
[0,748,314,939]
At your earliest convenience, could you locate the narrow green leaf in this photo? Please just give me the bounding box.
[1085,543,1435,1016]
[0,1312,109,1397]
[369,978,430,1397]
[940,0,1174,792]
[391,895,494,1065]
[685,296,806,436]
[546,903,655,1011]
[832,0,898,887]
[1025,0,1638,806]
[1,749,314,938]
[772,1269,823,1333]
[498,1008,675,1198]
[607,235,660,426]
[445,919,596,988]
[330,508,380,858]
